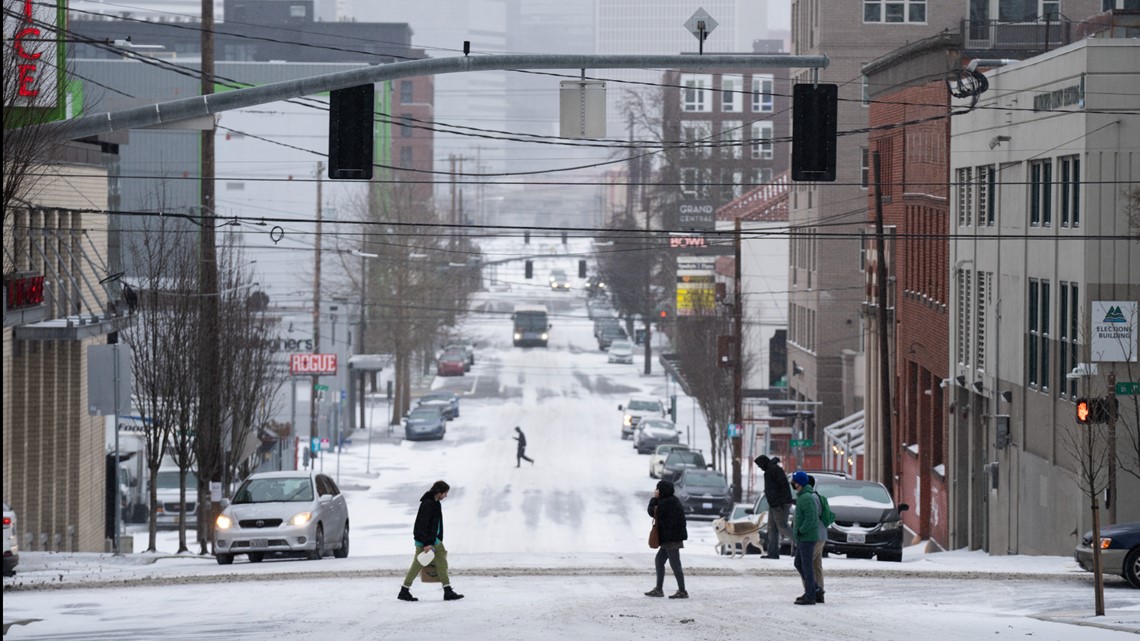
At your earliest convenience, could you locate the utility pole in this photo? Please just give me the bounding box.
[1108,371,1117,525]
[311,162,323,457]
[196,0,221,556]
[732,218,743,502]
[873,151,894,494]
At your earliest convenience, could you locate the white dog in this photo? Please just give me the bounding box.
[712,517,766,558]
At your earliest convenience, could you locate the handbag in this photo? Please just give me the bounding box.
[649,506,660,549]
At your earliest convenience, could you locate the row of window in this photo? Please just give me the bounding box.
[788,303,817,352]
[1028,278,1080,398]
[680,167,774,200]
[679,121,774,160]
[954,156,1080,228]
[680,74,774,114]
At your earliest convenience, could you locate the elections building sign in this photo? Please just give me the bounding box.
[1091,301,1137,362]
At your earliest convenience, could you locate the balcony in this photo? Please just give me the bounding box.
[961,17,1074,52]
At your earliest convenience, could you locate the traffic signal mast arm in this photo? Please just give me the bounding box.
[27,53,827,141]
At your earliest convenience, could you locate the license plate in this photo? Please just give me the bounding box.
[251,538,268,549]
[847,533,866,544]
[702,502,713,509]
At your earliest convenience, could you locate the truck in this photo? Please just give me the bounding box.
[512,304,551,347]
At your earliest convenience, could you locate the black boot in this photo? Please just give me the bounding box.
[397,586,418,602]
[443,586,465,601]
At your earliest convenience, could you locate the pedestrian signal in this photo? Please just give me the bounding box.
[1075,398,1091,424]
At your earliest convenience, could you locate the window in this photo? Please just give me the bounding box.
[721,75,742,113]
[751,75,774,113]
[1028,278,1051,390]
[751,121,773,160]
[864,1,927,22]
[862,75,871,107]
[400,80,414,103]
[1060,155,1080,227]
[289,4,307,17]
[681,120,712,159]
[399,146,413,167]
[957,271,972,366]
[681,167,708,198]
[978,165,995,226]
[1059,282,1080,398]
[400,113,414,138]
[720,121,742,160]
[861,148,870,188]
[681,74,712,112]
[1028,279,1039,386]
[957,167,973,227]
[1029,160,1052,226]
[975,272,991,370]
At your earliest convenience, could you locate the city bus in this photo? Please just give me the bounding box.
[512,304,550,347]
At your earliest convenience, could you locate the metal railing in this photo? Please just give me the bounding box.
[961,17,1073,51]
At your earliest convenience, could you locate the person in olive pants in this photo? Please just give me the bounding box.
[398,480,464,602]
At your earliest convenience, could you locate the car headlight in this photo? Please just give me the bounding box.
[880,520,902,532]
[216,514,233,529]
[514,333,522,340]
[290,512,313,526]
[624,415,632,426]
[541,333,548,340]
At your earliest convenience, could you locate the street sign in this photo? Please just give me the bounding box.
[1116,381,1139,396]
[311,437,321,453]
[791,439,814,447]
[727,423,741,438]
[314,384,329,392]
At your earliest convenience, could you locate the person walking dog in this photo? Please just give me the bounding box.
[754,455,794,558]
[398,480,464,602]
[645,480,688,599]
[514,426,535,467]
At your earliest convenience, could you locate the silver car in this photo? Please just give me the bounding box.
[214,471,349,565]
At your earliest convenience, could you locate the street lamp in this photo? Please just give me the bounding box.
[351,250,379,476]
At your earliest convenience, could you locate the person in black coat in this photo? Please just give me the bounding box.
[514,426,534,467]
[399,480,464,602]
[755,455,794,559]
[645,480,688,599]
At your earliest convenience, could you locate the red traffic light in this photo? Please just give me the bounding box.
[659,310,668,318]
[1075,398,1091,424]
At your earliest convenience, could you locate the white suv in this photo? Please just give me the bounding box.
[618,395,666,439]
[3,502,17,577]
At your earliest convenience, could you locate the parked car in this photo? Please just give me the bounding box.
[588,299,615,320]
[746,488,791,556]
[720,502,765,555]
[444,342,475,367]
[593,316,620,339]
[441,347,471,372]
[598,325,628,350]
[607,339,634,364]
[418,391,460,420]
[674,469,733,519]
[660,449,707,484]
[437,352,466,376]
[1075,520,1140,588]
[214,471,349,565]
[813,475,909,562]
[618,395,666,439]
[3,502,17,577]
[650,443,690,478]
[634,418,681,454]
[404,406,447,441]
[155,467,199,529]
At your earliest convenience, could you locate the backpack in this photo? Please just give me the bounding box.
[817,492,836,527]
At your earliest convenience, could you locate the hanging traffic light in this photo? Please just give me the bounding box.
[791,83,838,182]
[578,260,587,278]
[561,231,568,244]
[524,231,530,244]
[1075,398,1091,424]
[525,260,533,279]
[328,84,375,180]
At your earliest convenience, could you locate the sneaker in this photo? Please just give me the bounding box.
[443,586,465,601]
[644,587,664,597]
[761,554,780,560]
[397,587,418,602]
[668,590,689,599]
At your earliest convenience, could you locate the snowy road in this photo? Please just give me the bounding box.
[4,238,1138,639]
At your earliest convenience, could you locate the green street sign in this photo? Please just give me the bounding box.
[791,439,813,447]
[1117,382,1139,396]
[314,384,329,392]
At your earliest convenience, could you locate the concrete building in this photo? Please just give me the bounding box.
[949,36,1140,555]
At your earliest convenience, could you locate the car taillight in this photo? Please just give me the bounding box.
[2,517,10,526]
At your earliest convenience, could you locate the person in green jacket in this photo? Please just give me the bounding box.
[790,471,819,605]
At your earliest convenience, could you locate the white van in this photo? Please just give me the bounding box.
[155,467,199,528]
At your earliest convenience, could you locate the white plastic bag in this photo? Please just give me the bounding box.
[417,548,435,566]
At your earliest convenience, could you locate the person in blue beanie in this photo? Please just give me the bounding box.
[790,470,819,605]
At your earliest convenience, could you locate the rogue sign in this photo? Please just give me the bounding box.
[289,353,337,376]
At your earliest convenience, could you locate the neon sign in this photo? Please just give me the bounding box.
[3,0,60,109]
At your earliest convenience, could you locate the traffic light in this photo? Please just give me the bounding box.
[328,84,375,180]
[524,231,530,244]
[1091,397,1118,424]
[561,231,568,244]
[525,260,533,279]
[1075,398,1091,424]
[791,83,838,182]
[578,260,587,278]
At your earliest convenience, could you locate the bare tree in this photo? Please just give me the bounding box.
[120,217,199,552]
[1124,186,1140,241]
[670,311,738,472]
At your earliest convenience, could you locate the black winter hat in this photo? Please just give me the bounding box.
[754,455,770,469]
[656,480,675,498]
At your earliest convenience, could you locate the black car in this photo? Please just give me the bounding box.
[598,325,628,350]
[660,449,707,484]
[1075,521,1140,588]
[813,476,909,562]
[674,469,732,519]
